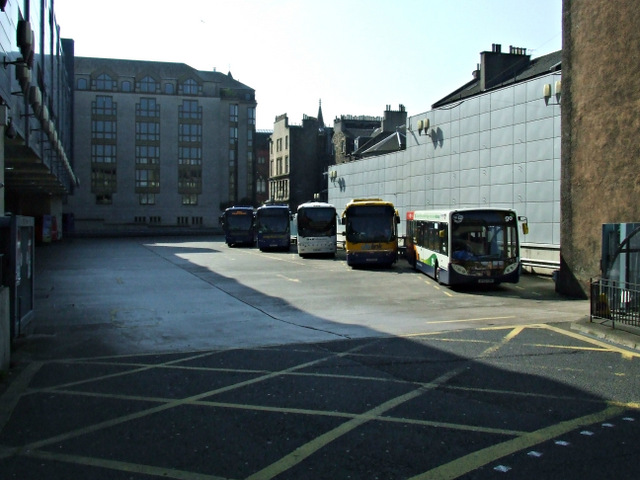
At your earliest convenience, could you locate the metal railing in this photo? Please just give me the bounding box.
[590,277,640,328]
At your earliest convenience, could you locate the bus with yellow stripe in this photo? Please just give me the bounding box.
[341,198,400,267]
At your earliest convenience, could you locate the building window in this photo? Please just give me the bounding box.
[178,146,202,165]
[121,81,132,92]
[177,216,189,225]
[92,144,117,163]
[182,195,198,205]
[165,83,175,94]
[229,104,238,123]
[257,177,266,194]
[178,167,202,190]
[92,119,116,139]
[179,78,200,95]
[191,217,203,225]
[136,121,160,141]
[139,194,156,205]
[229,127,238,146]
[95,73,114,90]
[136,145,160,165]
[77,78,88,90]
[179,100,201,120]
[93,96,116,116]
[139,75,158,93]
[136,98,160,117]
[91,167,117,194]
[248,107,256,126]
[178,123,202,143]
[135,168,160,190]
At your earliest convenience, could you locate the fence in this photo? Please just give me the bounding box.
[590,277,640,328]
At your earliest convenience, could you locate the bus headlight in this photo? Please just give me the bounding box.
[451,263,468,275]
[504,261,519,275]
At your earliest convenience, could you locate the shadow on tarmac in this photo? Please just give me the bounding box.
[0,237,637,479]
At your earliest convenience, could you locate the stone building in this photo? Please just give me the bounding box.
[269,103,333,209]
[333,105,407,164]
[67,57,257,234]
[558,0,640,297]
[255,130,272,206]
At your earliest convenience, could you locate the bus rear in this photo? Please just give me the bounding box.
[341,198,400,267]
[219,206,255,247]
[296,202,337,257]
[256,205,291,251]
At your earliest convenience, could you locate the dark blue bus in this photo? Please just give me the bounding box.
[219,206,255,247]
[256,204,291,251]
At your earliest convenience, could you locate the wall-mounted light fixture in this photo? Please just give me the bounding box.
[418,118,430,135]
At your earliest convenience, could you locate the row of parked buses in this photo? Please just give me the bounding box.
[219,199,529,286]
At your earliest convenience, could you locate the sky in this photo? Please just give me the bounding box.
[53,0,562,131]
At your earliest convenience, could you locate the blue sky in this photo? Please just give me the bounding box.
[54,0,562,130]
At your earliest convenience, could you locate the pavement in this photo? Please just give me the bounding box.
[0,237,639,479]
[571,316,640,352]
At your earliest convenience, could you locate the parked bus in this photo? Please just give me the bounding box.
[405,208,529,286]
[341,198,400,267]
[219,206,255,247]
[256,204,291,251]
[296,202,337,257]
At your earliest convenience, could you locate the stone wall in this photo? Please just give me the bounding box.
[558,0,640,297]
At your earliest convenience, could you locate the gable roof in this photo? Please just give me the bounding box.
[432,50,562,108]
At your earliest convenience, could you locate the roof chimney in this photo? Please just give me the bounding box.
[480,44,530,91]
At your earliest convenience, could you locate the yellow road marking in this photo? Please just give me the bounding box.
[541,323,640,359]
[479,326,523,358]
[408,405,626,480]
[247,367,466,480]
[425,316,516,325]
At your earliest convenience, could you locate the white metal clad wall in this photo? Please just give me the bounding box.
[328,72,562,264]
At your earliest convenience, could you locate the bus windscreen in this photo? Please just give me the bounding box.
[451,211,518,261]
[226,212,253,231]
[297,208,336,237]
[345,206,396,243]
[257,210,289,234]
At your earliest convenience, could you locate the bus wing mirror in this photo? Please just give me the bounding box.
[439,230,445,238]
[518,216,529,235]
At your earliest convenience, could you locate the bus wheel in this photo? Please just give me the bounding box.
[434,265,441,284]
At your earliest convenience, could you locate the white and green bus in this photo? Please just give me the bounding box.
[405,208,528,285]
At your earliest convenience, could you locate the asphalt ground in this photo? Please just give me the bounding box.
[1,237,639,479]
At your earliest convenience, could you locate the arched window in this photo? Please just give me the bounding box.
[179,78,200,95]
[77,78,88,90]
[139,75,157,93]
[95,73,114,90]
